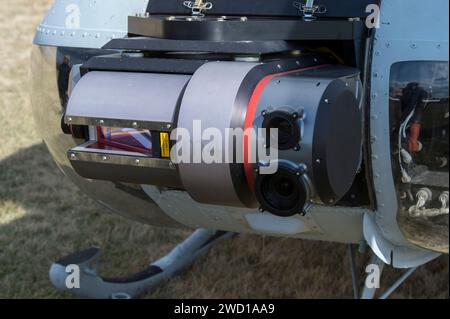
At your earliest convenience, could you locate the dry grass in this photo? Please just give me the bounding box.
[0,0,448,299]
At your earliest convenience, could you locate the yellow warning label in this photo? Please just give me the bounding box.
[160,132,170,158]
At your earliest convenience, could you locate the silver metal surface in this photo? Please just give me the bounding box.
[66,71,190,130]
[69,141,175,170]
[177,61,259,207]
[31,45,181,228]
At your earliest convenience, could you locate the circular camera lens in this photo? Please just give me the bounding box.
[273,175,295,197]
[255,165,307,217]
[262,111,301,150]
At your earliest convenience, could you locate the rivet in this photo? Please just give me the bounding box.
[102,155,108,161]
[135,159,141,165]
[70,153,77,160]
[99,119,105,125]
[166,124,172,129]
[410,43,417,49]
[372,155,378,160]
[324,99,330,104]
[132,122,138,128]
[375,51,381,56]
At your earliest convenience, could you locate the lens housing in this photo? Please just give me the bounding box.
[262,110,301,151]
[255,162,309,217]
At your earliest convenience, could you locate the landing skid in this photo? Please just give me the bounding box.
[49,230,419,299]
[348,244,418,299]
[49,229,234,299]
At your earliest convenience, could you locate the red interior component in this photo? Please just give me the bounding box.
[408,122,422,153]
[96,126,153,155]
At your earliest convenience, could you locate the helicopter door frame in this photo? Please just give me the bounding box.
[365,0,448,268]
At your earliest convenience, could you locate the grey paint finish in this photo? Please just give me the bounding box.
[143,185,366,244]
[34,0,149,49]
[66,71,190,125]
[366,0,448,266]
[177,61,259,207]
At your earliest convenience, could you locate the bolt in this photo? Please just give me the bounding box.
[166,124,172,129]
[70,153,77,160]
[135,159,141,165]
[132,122,138,128]
[324,99,330,104]
[102,155,108,161]
[99,119,105,125]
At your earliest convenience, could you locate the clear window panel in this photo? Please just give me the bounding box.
[389,61,449,253]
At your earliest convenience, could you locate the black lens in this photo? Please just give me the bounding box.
[263,111,300,150]
[255,165,307,217]
[273,176,295,197]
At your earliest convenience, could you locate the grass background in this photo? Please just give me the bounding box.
[0,0,448,299]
